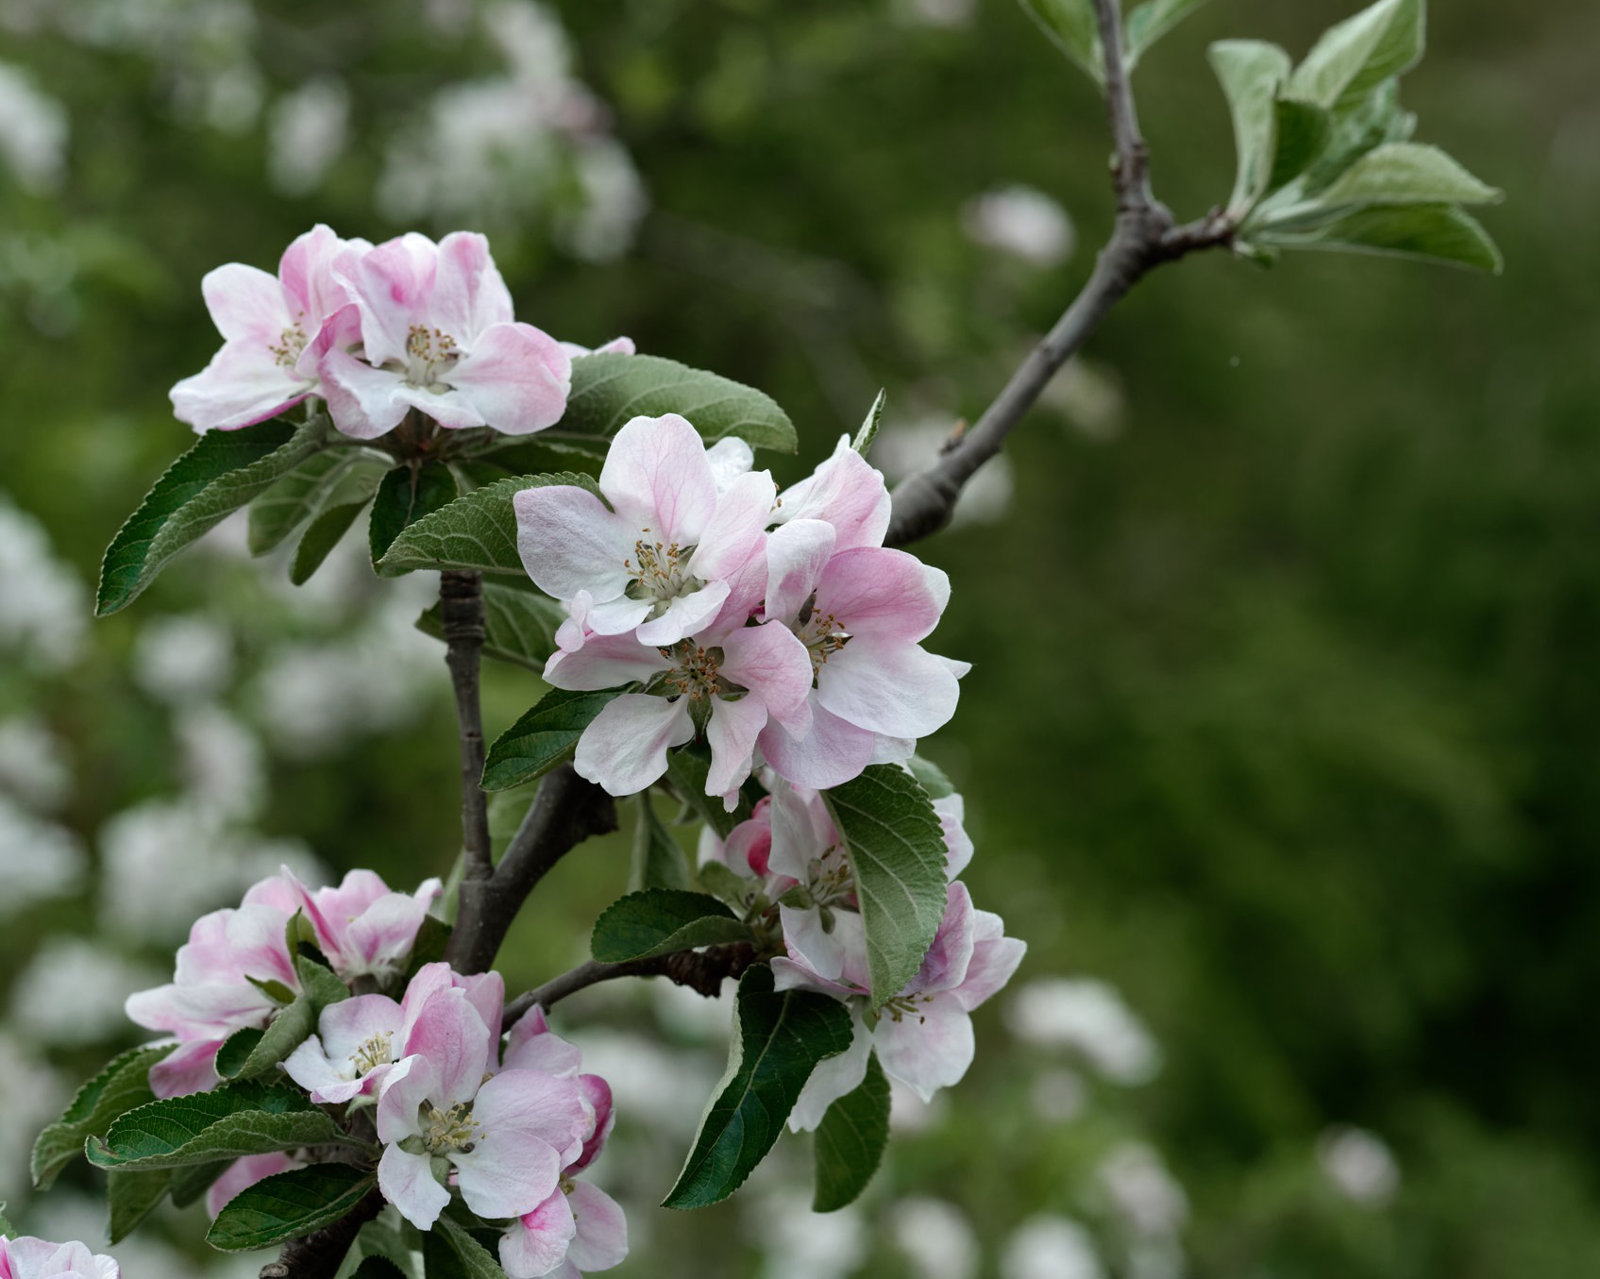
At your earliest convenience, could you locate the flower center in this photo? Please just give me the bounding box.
[420,1101,482,1155]
[880,993,931,1025]
[623,528,700,616]
[403,325,461,392]
[348,1031,394,1078]
[656,642,732,703]
[794,591,851,680]
[268,319,309,370]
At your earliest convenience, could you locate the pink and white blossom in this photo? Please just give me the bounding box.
[0,1235,119,1279]
[170,224,367,434]
[515,413,775,648]
[282,868,444,982]
[772,434,892,553]
[319,230,571,439]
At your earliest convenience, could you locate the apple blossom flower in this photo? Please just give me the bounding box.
[206,1152,299,1220]
[280,867,443,982]
[771,434,891,553]
[319,230,570,439]
[774,881,1026,1128]
[170,224,367,434]
[375,992,588,1230]
[0,1235,118,1279]
[558,336,635,358]
[542,618,813,805]
[515,413,775,648]
[757,518,967,789]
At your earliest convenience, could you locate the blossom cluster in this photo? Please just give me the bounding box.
[0,1234,117,1279]
[516,415,968,805]
[702,771,1025,1121]
[169,224,596,440]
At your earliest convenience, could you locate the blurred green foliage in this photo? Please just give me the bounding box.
[4,0,1600,1274]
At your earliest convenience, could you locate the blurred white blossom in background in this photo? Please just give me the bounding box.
[0,499,86,667]
[0,61,68,192]
[10,938,161,1047]
[891,1196,981,1279]
[266,77,350,196]
[1007,977,1163,1085]
[1003,1216,1106,1279]
[963,184,1075,267]
[1318,1126,1401,1206]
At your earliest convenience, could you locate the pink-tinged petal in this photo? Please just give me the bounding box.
[147,1038,222,1100]
[597,414,717,541]
[765,777,836,882]
[543,634,669,692]
[393,381,488,431]
[319,346,409,440]
[932,792,973,878]
[345,232,438,366]
[634,581,730,647]
[569,1075,614,1172]
[817,638,961,739]
[786,1019,870,1132]
[583,595,655,638]
[705,435,753,492]
[499,1189,577,1279]
[375,1054,435,1144]
[473,1071,588,1160]
[378,1143,450,1230]
[450,322,572,436]
[780,905,852,988]
[722,811,774,879]
[870,733,916,766]
[560,335,636,358]
[816,547,945,643]
[872,992,974,1101]
[316,995,404,1063]
[572,696,692,797]
[720,623,813,724]
[206,1152,297,1219]
[686,470,777,582]
[763,518,835,624]
[431,230,514,339]
[340,893,433,979]
[565,1181,629,1271]
[759,701,876,791]
[705,695,769,801]
[515,486,635,604]
[282,1035,350,1100]
[776,438,891,551]
[278,224,358,323]
[908,883,975,997]
[169,348,312,435]
[503,1006,583,1077]
[201,263,290,344]
[709,550,769,632]
[459,969,507,1048]
[770,955,853,1002]
[953,911,1026,1012]
[407,990,492,1108]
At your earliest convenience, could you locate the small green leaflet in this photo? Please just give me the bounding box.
[822,765,950,1006]
[0,1203,15,1237]
[663,965,853,1209]
[97,416,329,615]
[208,1164,374,1251]
[108,1169,172,1243]
[905,754,956,800]
[370,462,460,570]
[632,791,693,891]
[852,389,887,456]
[87,1082,353,1172]
[1265,98,1332,195]
[1207,40,1292,213]
[417,583,567,673]
[350,1259,412,1279]
[481,688,623,791]
[1249,202,1501,273]
[31,1042,169,1189]
[291,498,369,585]
[1016,0,1102,85]
[248,449,388,555]
[425,1214,508,1278]
[664,746,754,839]
[377,473,601,577]
[1287,0,1424,111]
[813,1051,890,1213]
[217,954,348,1083]
[590,889,754,963]
[1314,141,1501,208]
[521,353,797,458]
[1123,0,1212,72]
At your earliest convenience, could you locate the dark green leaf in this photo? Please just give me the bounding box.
[482,687,622,791]
[1315,141,1501,207]
[1287,0,1423,109]
[215,1028,266,1080]
[377,474,601,577]
[248,450,387,555]
[31,1043,170,1189]
[108,1169,172,1243]
[370,462,460,570]
[169,1159,230,1209]
[88,1082,351,1172]
[1208,40,1292,211]
[698,860,756,909]
[426,1215,507,1278]
[530,353,797,457]
[97,416,329,615]
[812,1052,890,1212]
[1124,0,1211,70]
[404,913,453,980]
[591,889,753,963]
[221,958,347,1083]
[1251,202,1502,272]
[1016,0,1102,84]
[665,746,753,840]
[664,965,853,1209]
[823,765,950,1006]
[416,583,566,673]
[1266,97,1332,193]
[352,1218,419,1277]
[208,1164,374,1251]
[632,792,692,891]
[290,498,370,585]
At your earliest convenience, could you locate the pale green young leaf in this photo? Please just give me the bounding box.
[852,390,887,456]
[0,1204,15,1237]
[812,1052,890,1213]
[1315,141,1501,207]
[905,755,955,800]
[207,1165,374,1251]
[1124,0,1211,71]
[663,965,853,1209]
[1251,202,1502,273]
[481,687,623,791]
[632,791,693,891]
[377,474,601,577]
[1015,0,1102,84]
[1208,40,1292,212]
[1287,0,1424,110]
[591,889,753,963]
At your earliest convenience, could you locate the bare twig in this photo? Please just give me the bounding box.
[439,570,491,889]
[883,0,1236,548]
[505,942,760,1022]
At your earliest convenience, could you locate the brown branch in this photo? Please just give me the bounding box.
[439,570,491,889]
[258,1189,382,1279]
[883,0,1235,548]
[505,942,760,1022]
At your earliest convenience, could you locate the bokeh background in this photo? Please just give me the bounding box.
[3,0,1598,1275]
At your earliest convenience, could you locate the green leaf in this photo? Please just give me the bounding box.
[1016,0,1103,84]
[291,498,369,585]
[404,913,453,980]
[87,1082,352,1172]
[417,583,566,673]
[220,958,348,1083]
[1297,78,1413,197]
[1265,97,1333,193]
[169,1159,231,1209]
[1208,40,1292,212]
[1251,201,1502,272]
[481,687,623,791]
[1314,141,1501,207]
[663,965,853,1209]
[215,1028,266,1079]
[822,765,950,1006]
[426,1215,507,1278]
[31,1043,170,1189]
[1288,0,1424,110]
[351,1218,420,1278]
[664,746,754,840]
[1124,0,1211,70]
[905,755,955,801]
[812,1052,890,1212]
[350,1260,410,1279]
[208,1164,374,1251]
[531,353,797,458]
[591,889,753,963]
[107,1168,172,1243]
[0,1204,15,1237]
[248,450,387,555]
[97,416,329,615]
[370,462,460,571]
[697,860,756,910]
[852,390,887,456]
[632,791,693,891]
[377,474,601,577]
